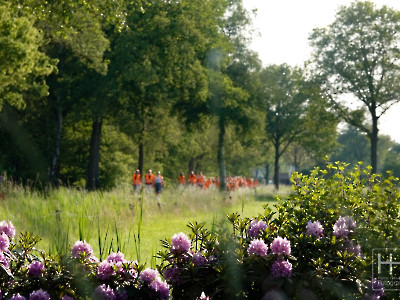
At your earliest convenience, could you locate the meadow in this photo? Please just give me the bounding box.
[0,181,291,265]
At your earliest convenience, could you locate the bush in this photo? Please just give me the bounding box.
[0,161,399,299]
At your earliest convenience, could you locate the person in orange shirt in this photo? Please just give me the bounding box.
[196,172,205,188]
[178,172,186,185]
[145,169,155,193]
[132,169,141,193]
[188,171,197,186]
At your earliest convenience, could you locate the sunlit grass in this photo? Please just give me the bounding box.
[0,181,292,265]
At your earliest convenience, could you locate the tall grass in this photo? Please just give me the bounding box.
[0,181,291,264]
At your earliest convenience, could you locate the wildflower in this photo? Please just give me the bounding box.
[171,232,191,253]
[27,261,45,277]
[0,251,10,268]
[333,216,356,239]
[93,284,116,300]
[163,265,180,284]
[10,294,26,300]
[199,292,210,300]
[192,251,208,266]
[0,221,15,239]
[71,240,94,259]
[247,220,267,238]
[270,237,291,256]
[139,268,159,284]
[29,289,50,300]
[61,296,74,300]
[306,221,323,238]
[247,239,268,257]
[0,233,9,252]
[270,259,292,278]
[149,277,170,300]
[97,261,115,280]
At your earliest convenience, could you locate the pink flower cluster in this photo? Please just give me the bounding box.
[10,289,50,300]
[97,252,135,281]
[0,220,15,239]
[306,221,324,238]
[71,240,94,259]
[139,268,170,299]
[27,261,45,277]
[270,237,291,256]
[171,232,191,253]
[270,259,293,278]
[247,239,268,257]
[247,220,267,238]
[333,216,357,239]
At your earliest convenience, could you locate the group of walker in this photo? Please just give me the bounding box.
[132,169,164,197]
[132,169,259,196]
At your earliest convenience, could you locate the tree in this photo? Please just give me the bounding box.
[260,64,337,190]
[309,1,400,173]
[0,2,56,109]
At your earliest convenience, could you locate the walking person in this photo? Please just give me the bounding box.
[178,172,186,186]
[132,169,141,193]
[154,171,164,204]
[145,169,155,193]
[188,171,197,186]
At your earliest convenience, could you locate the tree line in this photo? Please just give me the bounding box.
[0,0,399,190]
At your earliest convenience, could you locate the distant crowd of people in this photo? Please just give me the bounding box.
[178,171,258,191]
[132,169,258,196]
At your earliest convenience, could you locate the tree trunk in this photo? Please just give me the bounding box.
[265,163,270,184]
[370,114,378,174]
[49,106,62,184]
[273,141,280,190]
[86,118,102,190]
[138,142,144,177]
[217,116,226,190]
[188,157,195,174]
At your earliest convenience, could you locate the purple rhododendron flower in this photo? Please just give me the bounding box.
[333,216,357,239]
[97,261,115,280]
[306,221,324,238]
[247,220,267,238]
[106,252,126,263]
[270,237,291,256]
[0,221,15,239]
[29,289,50,300]
[271,259,292,278]
[149,278,170,300]
[10,294,26,300]
[61,296,74,300]
[71,240,94,259]
[0,251,10,268]
[139,268,159,284]
[248,239,268,257]
[192,251,208,266]
[0,233,9,252]
[93,284,116,300]
[171,232,191,253]
[28,261,45,277]
[163,265,180,284]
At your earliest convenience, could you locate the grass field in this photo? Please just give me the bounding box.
[0,182,292,265]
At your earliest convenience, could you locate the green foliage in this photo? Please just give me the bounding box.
[0,2,57,109]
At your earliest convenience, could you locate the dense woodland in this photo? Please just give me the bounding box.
[1,0,400,190]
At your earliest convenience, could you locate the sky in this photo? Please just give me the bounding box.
[242,0,400,143]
